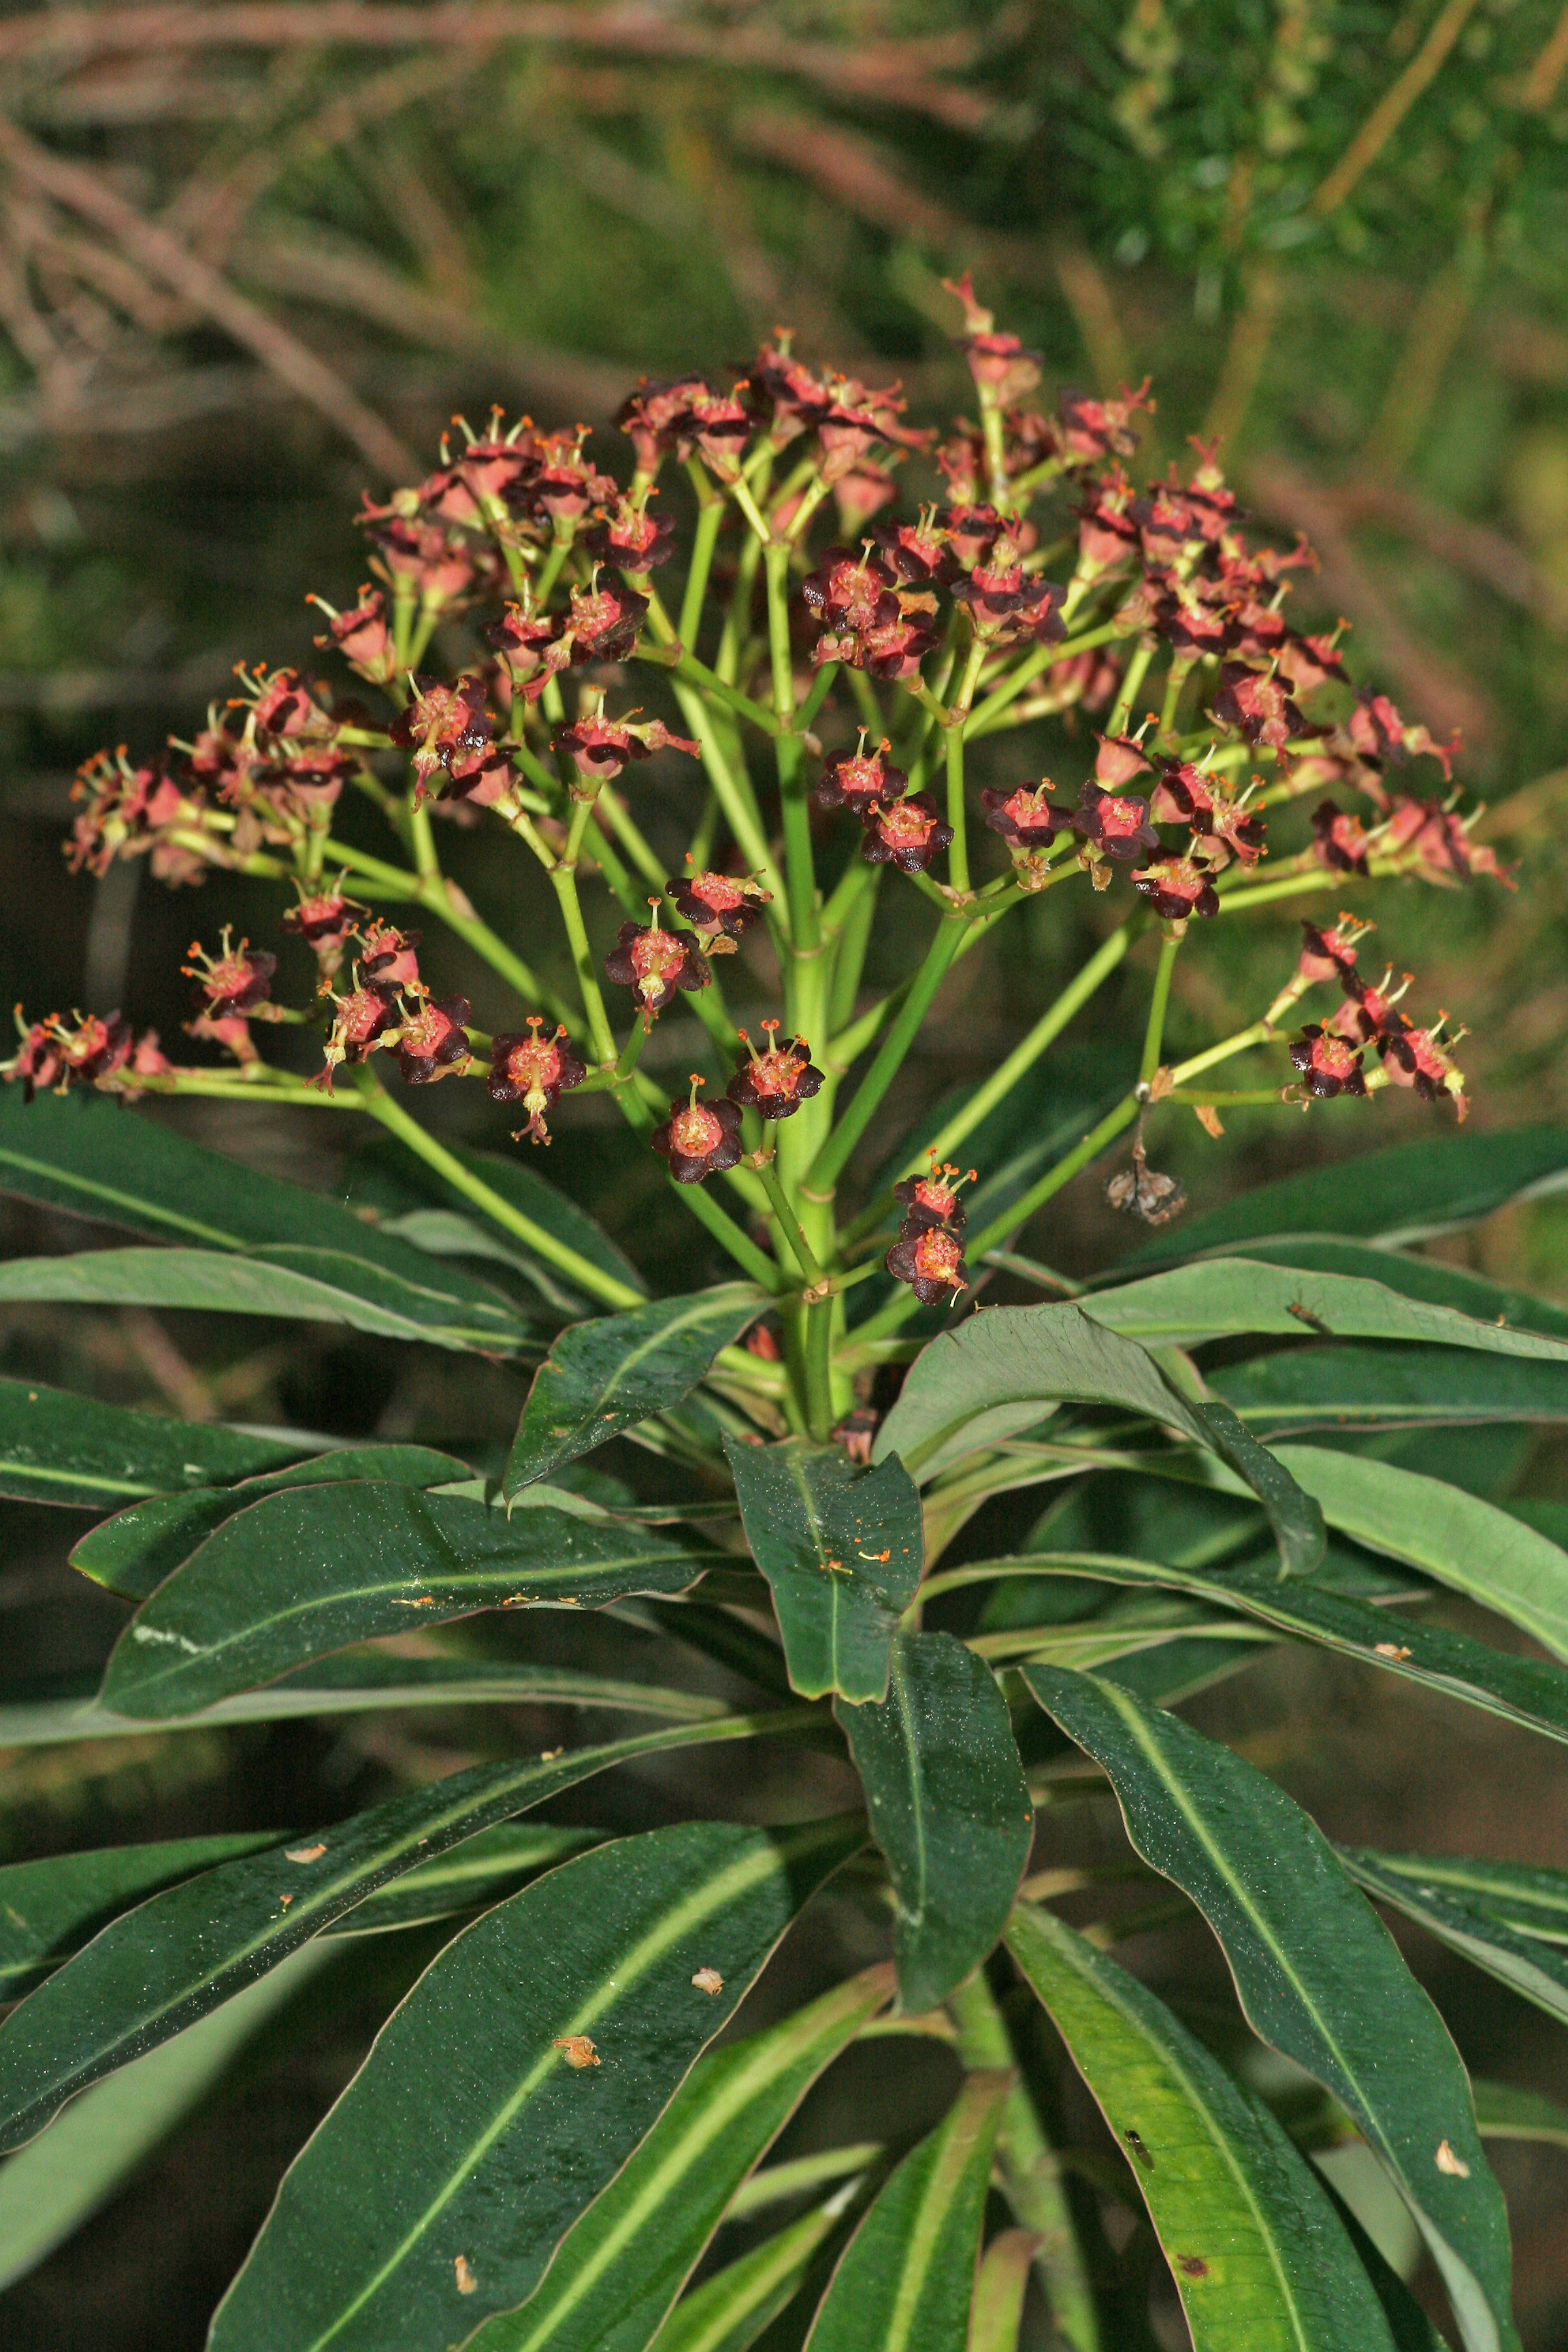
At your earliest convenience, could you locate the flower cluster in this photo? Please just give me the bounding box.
[885,1155,975,1304]
[1286,917,1468,1117]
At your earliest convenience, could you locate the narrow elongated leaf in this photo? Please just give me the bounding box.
[0,1376,306,1511]
[460,1965,892,2352]
[505,1286,766,1492]
[968,2230,1039,2352]
[72,1445,470,1601]
[0,1943,329,2293]
[724,1438,923,1703]
[0,1710,812,2152]
[1006,1904,1401,2351]
[354,1130,648,1303]
[1273,1444,1568,1663]
[872,1304,1323,1575]
[725,2143,883,2219]
[1026,1671,1518,2352]
[99,1484,717,1718]
[647,2193,856,2352]
[1339,1850,1568,2028]
[1211,1239,1568,1345]
[1471,2082,1568,2149]
[803,2070,1009,2351]
[1085,1258,1568,1362]
[1116,1126,1568,1272]
[328,1825,603,1936]
[209,1816,862,2352]
[836,1632,1032,2011]
[1212,1343,1568,1433]
[0,1833,281,2000]
[0,1084,527,1352]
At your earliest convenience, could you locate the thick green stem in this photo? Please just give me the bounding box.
[804,1296,836,1443]
[755,1150,826,1288]
[804,918,962,1203]
[1140,931,1181,1085]
[764,541,817,949]
[679,495,725,652]
[945,1972,1101,2352]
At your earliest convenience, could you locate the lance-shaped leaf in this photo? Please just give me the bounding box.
[1212,1343,1568,1433]
[0,1833,281,2001]
[208,1816,862,2352]
[836,1632,1032,2012]
[968,2229,1040,2352]
[329,1825,604,1938]
[1026,1670,1518,2352]
[505,1286,766,1493]
[648,2192,859,2352]
[1006,1902,1403,2351]
[723,1438,924,1703]
[802,2069,1009,2351]
[99,1484,717,1718]
[0,1084,530,1351]
[0,1942,329,2295]
[0,1710,811,2152]
[1471,2082,1568,2149]
[1115,1124,1568,1273]
[1273,1444,1568,1663]
[459,1964,892,2352]
[1084,1257,1568,1362]
[72,1445,470,1601]
[1339,1850,1568,2029]
[0,1375,308,1512]
[872,1305,1322,1575]
[1209,1237,1568,1345]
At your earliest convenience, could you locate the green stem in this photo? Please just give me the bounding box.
[534,529,574,608]
[826,862,883,1038]
[764,541,816,949]
[804,1296,835,1443]
[963,622,1121,740]
[1214,866,1345,916]
[755,1150,826,1287]
[1139,931,1181,1086]
[679,495,725,653]
[804,918,962,1203]
[548,834,618,1064]
[672,1176,784,1292]
[636,643,781,740]
[1106,641,1154,738]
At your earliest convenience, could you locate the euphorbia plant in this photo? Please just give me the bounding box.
[0,282,1564,2350]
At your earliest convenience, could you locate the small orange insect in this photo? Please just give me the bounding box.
[553,2035,600,2069]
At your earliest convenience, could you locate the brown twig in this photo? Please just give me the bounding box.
[1050,242,1137,397]
[1322,481,1568,634]
[1520,1,1568,109]
[0,115,420,476]
[1309,0,1482,218]
[1200,259,1281,449]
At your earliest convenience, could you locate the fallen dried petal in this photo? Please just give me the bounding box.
[455,2255,477,2294]
[554,2034,600,2069]
[691,1967,725,1995]
[1435,2139,1470,2177]
[284,1843,327,1864]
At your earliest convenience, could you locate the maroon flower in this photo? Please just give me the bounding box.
[981,782,1069,851]
[1311,800,1371,876]
[183,929,276,1018]
[1377,1012,1468,1117]
[1096,731,1156,789]
[1131,853,1220,922]
[553,713,699,790]
[832,460,900,535]
[316,977,397,1091]
[745,341,835,443]
[1213,664,1305,749]
[1075,470,1141,576]
[885,1222,969,1307]
[357,921,423,998]
[949,550,1065,646]
[504,428,616,528]
[855,613,939,683]
[1297,916,1371,986]
[360,513,478,610]
[893,1154,977,1234]
[583,502,675,573]
[726,1022,824,1122]
[1347,692,1458,781]
[440,742,515,807]
[1276,630,1348,695]
[1289,1025,1368,1099]
[449,419,540,505]
[1156,577,1240,660]
[1072,782,1160,862]
[861,791,953,875]
[488,1017,587,1145]
[604,905,710,1026]
[246,666,332,743]
[668,867,770,947]
[68,751,197,878]
[395,994,471,1086]
[943,272,1043,406]
[938,502,1010,572]
[310,587,398,687]
[565,573,650,664]
[389,676,491,790]
[1329,966,1408,1043]
[815,734,906,817]
[871,511,949,585]
[485,604,564,699]
[1056,380,1155,463]
[651,1076,744,1183]
[800,547,900,636]
[616,376,712,476]
[11,1009,133,1099]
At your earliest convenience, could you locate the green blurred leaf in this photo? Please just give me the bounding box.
[208,1816,862,2352]
[1007,1902,1402,2351]
[0,1833,281,2000]
[0,1711,811,2153]
[460,1964,891,2352]
[1338,1850,1568,2030]
[505,1286,765,1493]
[723,1439,923,1703]
[967,2228,1039,2352]
[99,1484,717,1718]
[72,1445,471,1601]
[0,1375,306,1511]
[1026,1670,1518,2352]
[801,2070,1009,2351]
[1087,1257,1568,1362]
[647,2193,855,2352]
[835,1631,1032,2012]
[1273,1445,1568,1663]
[1211,1343,1568,1433]
[1115,1128,1568,1273]
[1470,2082,1568,2149]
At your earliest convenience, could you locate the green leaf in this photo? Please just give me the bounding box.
[802,2069,1009,2351]
[208,1816,862,2352]
[1115,1126,1568,1273]
[723,1438,924,1703]
[329,1825,604,1936]
[72,1445,472,1601]
[1471,2082,1568,2149]
[99,1484,717,1718]
[1006,1902,1403,2351]
[459,1964,892,2352]
[1211,1343,1568,1433]
[647,2194,856,2352]
[0,1375,306,1511]
[968,2228,1039,2352]
[725,2142,883,2220]
[1272,1444,1568,1663]
[1338,1850,1568,2029]
[0,1942,329,2293]
[1084,1256,1568,1361]
[505,1286,766,1494]
[1209,1239,1568,1347]
[0,1086,527,1352]
[1025,1670,1518,2352]
[0,1833,281,2000]
[0,1710,811,2153]
[835,1631,1032,2012]
[872,1303,1324,1575]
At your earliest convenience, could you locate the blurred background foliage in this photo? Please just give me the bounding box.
[3,3,1568,2343]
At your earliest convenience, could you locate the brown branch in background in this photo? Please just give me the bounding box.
[0,116,420,477]
[1324,480,1568,633]
[1049,242,1137,396]
[1200,260,1281,449]
[1520,2,1568,109]
[24,222,186,336]
[1309,0,1482,218]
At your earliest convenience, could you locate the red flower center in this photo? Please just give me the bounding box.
[877,801,936,848]
[1098,796,1147,841]
[913,1230,965,1286]
[1310,1034,1357,1079]
[670,1102,723,1157]
[630,930,686,987]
